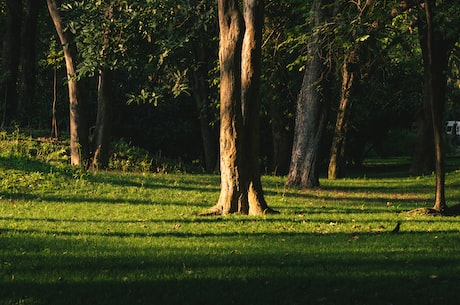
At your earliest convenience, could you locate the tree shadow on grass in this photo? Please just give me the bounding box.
[1,232,459,305]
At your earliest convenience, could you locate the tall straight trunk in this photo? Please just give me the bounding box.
[47,0,89,168]
[240,0,270,215]
[213,0,246,214]
[328,49,357,180]
[207,0,274,215]
[17,0,41,125]
[90,5,113,171]
[90,68,112,170]
[286,0,330,189]
[1,0,22,126]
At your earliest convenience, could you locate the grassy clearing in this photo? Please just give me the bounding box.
[1,154,460,304]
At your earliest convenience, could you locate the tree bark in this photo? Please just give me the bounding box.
[90,5,114,171]
[208,0,274,215]
[213,0,245,215]
[328,49,357,180]
[47,0,89,168]
[1,0,23,126]
[241,0,271,215]
[17,0,41,125]
[286,0,330,189]
[90,68,112,170]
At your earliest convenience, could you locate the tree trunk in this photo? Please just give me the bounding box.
[51,67,59,139]
[1,0,22,126]
[286,0,330,189]
[212,0,245,215]
[90,68,112,170]
[47,0,89,168]
[17,0,41,125]
[241,0,271,215]
[328,49,357,180]
[90,5,113,171]
[208,0,274,215]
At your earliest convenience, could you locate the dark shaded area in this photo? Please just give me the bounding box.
[1,231,459,305]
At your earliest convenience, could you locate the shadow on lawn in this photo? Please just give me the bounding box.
[1,232,459,305]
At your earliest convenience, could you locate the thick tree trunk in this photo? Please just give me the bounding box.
[213,0,246,215]
[17,0,41,125]
[208,0,274,215]
[241,0,271,215]
[286,0,329,189]
[328,50,357,180]
[47,0,89,168]
[1,0,23,126]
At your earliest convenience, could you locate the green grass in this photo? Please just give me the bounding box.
[1,155,460,304]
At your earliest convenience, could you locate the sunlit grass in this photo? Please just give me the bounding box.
[1,156,460,304]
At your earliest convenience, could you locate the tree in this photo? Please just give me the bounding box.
[206,0,275,215]
[47,0,89,167]
[285,0,334,188]
[90,4,114,170]
[418,0,460,212]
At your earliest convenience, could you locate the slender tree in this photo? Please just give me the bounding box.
[206,0,275,215]
[90,4,114,170]
[328,46,358,180]
[418,0,459,212]
[47,0,89,167]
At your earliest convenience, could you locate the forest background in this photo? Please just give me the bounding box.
[1,0,460,181]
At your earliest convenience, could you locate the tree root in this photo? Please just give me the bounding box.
[407,204,460,217]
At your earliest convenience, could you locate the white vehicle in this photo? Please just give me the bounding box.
[446,121,460,145]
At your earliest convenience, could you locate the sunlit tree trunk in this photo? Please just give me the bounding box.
[328,49,357,180]
[241,0,271,215]
[208,0,274,215]
[1,0,22,126]
[47,0,89,168]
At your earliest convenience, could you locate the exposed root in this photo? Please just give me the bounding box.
[199,206,223,216]
[407,204,460,217]
[407,207,443,216]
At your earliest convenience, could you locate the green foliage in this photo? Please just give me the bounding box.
[0,129,69,165]
[38,37,64,70]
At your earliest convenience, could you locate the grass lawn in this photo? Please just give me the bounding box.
[1,156,460,304]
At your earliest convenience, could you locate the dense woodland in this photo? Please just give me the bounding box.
[1,1,460,212]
